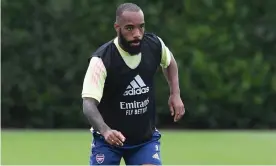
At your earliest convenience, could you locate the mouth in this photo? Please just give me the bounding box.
[130,41,141,46]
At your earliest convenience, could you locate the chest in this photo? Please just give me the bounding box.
[105,48,160,94]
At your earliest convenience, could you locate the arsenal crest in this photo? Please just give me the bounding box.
[96,153,105,164]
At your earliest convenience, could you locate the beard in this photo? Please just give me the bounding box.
[119,29,143,55]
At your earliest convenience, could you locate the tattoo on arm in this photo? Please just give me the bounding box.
[82,97,110,134]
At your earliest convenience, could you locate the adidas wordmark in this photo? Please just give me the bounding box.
[123,75,149,96]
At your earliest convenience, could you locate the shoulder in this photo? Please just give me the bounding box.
[142,32,164,59]
[143,32,162,46]
[88,39,116,68]
[89,39,115,60]
[144,32,170,50]
[143,32,168,51]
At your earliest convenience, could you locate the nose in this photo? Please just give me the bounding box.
[132,28,141,39]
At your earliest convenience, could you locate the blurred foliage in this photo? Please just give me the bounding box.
[2,0,276,129]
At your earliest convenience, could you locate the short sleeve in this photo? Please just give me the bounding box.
[81,57,107,103]
[157,37,172,68]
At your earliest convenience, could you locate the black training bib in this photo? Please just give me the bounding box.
[90,33,162,145]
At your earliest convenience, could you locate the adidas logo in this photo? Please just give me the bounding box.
[123,75,149,96]
[152,153,160,160]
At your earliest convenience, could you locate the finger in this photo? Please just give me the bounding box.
[109,133,123,146]
[175,106,185,122]
[174,107,181,122]
[105,136,114,145]
[111,134,123,146]
[105,133,118,145]
[173,106,178,121]
[182,107,185,116]
[170,105,174,116]
[174,110,179,122]
[115,131,125,143]
[107,139,114,145]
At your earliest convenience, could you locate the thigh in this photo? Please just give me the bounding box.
[90,135,122,165]
[124,134,162,165]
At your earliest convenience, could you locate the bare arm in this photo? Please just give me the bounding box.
[162,53,185,122]
[82,97,110,134]
[162,53,180,95]
[158,36,184,121]
[82,57,125,145]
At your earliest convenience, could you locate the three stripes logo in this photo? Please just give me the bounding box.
[123,75,149,96]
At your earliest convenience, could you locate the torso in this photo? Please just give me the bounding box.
[92,33,162,145]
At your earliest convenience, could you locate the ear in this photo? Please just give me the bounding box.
[114,22,120,33]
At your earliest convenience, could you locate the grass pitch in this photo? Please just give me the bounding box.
[1,130,275,165]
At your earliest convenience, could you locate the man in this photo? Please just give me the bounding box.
[82,2,185,165]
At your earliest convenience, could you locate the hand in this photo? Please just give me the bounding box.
[168,93,185,122]
[102,129,125,146]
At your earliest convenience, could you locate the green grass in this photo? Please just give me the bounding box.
[1,130,276,165]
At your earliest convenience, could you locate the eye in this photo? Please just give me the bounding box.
[126,26,133,31]
[140,24,145,28]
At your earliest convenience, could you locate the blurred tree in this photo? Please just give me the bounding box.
[1,0,276,129]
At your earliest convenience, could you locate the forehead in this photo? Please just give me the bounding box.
[120,10,144,25]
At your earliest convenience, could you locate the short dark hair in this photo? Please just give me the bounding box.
[116,3,141,22]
